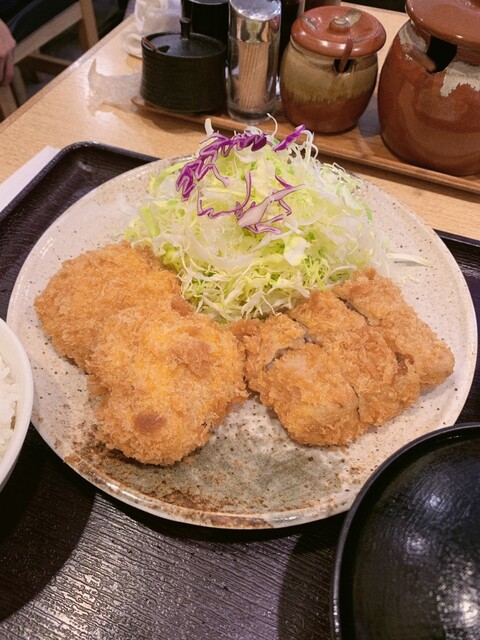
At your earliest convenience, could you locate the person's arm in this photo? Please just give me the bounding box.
[0,20,15,86]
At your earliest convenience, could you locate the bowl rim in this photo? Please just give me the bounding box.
[0,318,34,485]
[330,421,480,639]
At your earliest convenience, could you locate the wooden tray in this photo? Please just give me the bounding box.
[133,95,480,196]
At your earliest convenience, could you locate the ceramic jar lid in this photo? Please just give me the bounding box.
[144,17,225,58]
[290,6,386,59]
[406,0,480,49]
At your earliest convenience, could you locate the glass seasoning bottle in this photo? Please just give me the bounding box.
[227,0,281,123]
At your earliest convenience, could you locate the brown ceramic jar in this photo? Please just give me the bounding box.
[279,7,386,133]
[377,0,480,176]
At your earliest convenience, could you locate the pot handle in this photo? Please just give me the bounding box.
[180,17,192,40]
[402,41,436,73]
[338,36,353,72]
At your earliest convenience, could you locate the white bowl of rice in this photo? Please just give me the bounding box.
[0,318,34,492]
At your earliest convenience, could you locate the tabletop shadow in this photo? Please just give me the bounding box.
[105,492,293,545]
[277,513,346,640]
[103,490,346,639]
[0,427,95,621]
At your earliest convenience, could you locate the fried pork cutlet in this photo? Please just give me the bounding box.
[288,288,366,343]
[332,267,455,388]
[250,341,365,446]
[238,269,453,448]
[35,242,186,369]
[288,289,421,425]
[231,314,307,385]
[322,326,421,426]
[238,314,366,445]
[86,307,248,465]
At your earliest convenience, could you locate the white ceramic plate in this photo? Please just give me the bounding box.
[6,158,478,529]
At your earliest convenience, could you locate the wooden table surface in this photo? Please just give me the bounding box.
[0,6,479,640]
[0,6,478,240]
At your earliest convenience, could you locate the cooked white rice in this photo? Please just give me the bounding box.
[0,354,18,458]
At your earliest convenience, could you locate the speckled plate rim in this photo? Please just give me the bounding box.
[6,156,478,529]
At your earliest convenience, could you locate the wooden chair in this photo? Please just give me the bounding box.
[0,0,99,119]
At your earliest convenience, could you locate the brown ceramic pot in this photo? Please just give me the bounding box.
[377,0,480,176]
[279,6,386,133]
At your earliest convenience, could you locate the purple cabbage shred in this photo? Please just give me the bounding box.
[175,125,306,234]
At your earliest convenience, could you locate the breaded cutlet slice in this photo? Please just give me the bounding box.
[236,314,367,446]
[287,287,366,343]
[251,342,365,446]
[233,314,308,385]
[35,242,186,369]
[322,326,421,426]
[86,307,248,466]
[287,286,421,425]
[332,268,455,388]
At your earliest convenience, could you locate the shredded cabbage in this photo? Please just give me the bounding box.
[125,121,394,323]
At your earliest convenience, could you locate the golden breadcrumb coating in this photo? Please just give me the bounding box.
[322,326,420,426]
[86,307,247,465]
[333,267,455,388]
[237,268,452,447]
[251,342,365,446]
[236,313,365,445]
[35,241,455,460]
[35,242,185,368]
[288,287,421,425]
[234,314,307,385]
[288,288,366,342]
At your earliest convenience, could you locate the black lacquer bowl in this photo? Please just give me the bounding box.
[332,422,480,640]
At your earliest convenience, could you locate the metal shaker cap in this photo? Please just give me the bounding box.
[229,0,281,43]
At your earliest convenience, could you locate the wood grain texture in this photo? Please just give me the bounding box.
[0,8,478,242]
[0,429,345,640]
[132,95,480,197]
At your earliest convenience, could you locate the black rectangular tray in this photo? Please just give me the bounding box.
[1,141,478,422]
[0,142,157,318]
[0,141,478,640]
